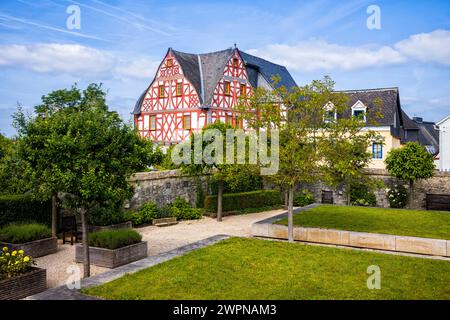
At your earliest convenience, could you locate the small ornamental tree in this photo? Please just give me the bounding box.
[385,142,435,208]
[16,84,155,277]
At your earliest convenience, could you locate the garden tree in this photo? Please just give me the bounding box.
[385,142,435,208]
[320,98,383,205]
[179,122,257,221]
[16,83,155,277]
[237,77,349,242]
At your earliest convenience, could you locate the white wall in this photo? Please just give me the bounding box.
[439,116,450,171]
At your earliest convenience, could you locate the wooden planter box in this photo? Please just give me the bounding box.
[0,237,58,258]
[88,221,132,233]
[75,241,147,268]
[0,268,47,300]
[152,217,178,227]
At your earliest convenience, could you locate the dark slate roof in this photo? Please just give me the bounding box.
[240,51,297,90]
[133,47,298,114]
[401,110,419,130]
[333,88,401,126]
[417,121,439,154]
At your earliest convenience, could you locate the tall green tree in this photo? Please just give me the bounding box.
[385,142,435,208]
[16,84,155,277]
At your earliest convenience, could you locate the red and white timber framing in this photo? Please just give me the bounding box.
[134,48,252,144]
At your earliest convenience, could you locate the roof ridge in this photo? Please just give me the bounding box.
[334,87,399,93]
[240,51,289,69]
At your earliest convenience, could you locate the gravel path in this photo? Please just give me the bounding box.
[35,208,285,288]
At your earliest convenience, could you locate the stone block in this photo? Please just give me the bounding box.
[307,228,350,245]
[251,223,270,238]
[268,224,288,239]
[349,232,396,251]
[293,227,308,241]
[395,236,447,256]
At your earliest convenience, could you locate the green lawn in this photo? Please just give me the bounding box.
[276,205,450,240]
[83,237,450,300]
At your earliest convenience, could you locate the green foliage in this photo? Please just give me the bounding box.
[204,190,282,212]
[171,197,203,220]
[155,145,180,170]
[0,223,52,244]
[385,142,435,182]
[88,229,142,250]
[293,189,315,207]
[350,183,377,207]
[0,246,35,279]
[0,195,51,227]
[195,183,205,208]
[156,204,173,219]
[387,184,408,208]
[15,83,157,221]
[210,171,263,194]
[87,204,127,226]
[125,201,158,226]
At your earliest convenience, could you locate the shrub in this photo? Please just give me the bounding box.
[293,189,315,207]
[0,223,52,244]
[0,246,35,279]
[387,184,408,208]
[88,205,127,226]
[0,195,51,227]
[88,229,142,250]
[125,201,158,226]
[171,197,203,220]
[350,183,377,207]
[156,204,173,219]
[204,190,282,212]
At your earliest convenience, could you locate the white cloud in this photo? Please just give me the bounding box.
[0,43,160,80]
[115,58,160,79]
[247,40,405,72]
[395,30,450,66]
[0,43,114,76]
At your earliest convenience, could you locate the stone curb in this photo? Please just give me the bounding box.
[252,204,450,257]
[25,234,230,300]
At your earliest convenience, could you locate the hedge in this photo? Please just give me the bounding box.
[0,195,52,228]
[204,190,282,212]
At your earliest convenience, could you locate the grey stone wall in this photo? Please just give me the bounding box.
[127,170,209,210]
[128,169,450,210]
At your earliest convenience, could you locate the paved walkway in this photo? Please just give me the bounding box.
[35,208,285,288]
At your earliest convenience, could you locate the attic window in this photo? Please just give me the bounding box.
[224,81,231,95]
[324,102,336,123]
[233,58,239,68]
[351,100,367,122]
[166,59,173,67]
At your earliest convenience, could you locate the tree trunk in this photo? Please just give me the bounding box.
[288,185,294,242]
[80,207,90,278]
[51,195,57,238]
[409,180,414,209]
[284,188,288,210]
[217,179,223,222]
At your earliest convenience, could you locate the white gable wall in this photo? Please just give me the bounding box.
[438,115,450,171]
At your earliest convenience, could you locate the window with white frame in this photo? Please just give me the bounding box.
[324,102,336,123]
[352,100,367,122]
[372,142,383,159]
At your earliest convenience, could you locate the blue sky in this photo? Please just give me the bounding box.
[0,0,449,136]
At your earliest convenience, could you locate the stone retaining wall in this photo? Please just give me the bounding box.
[252,206,450,257]
[128,169,450,210]
[128,170,209,209]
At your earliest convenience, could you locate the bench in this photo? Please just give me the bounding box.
[426,194,450,211]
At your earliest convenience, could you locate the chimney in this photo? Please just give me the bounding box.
[413,117,423,124]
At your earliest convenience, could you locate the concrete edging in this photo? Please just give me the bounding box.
[252,204,450,257]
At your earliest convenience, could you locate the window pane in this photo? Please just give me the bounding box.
[224,81,231,95]
[159,85,165,98]
[372,143,382,159]
[184,115,191,130]
[150,116,156,130]
[176,83,182,96]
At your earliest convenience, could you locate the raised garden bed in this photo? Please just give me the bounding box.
[0,267,47,300]
[0,237,57,258]
[152,217,178,227]
[75,241,148,268]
